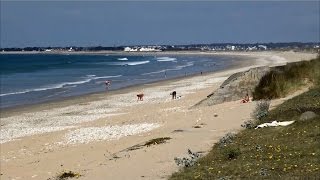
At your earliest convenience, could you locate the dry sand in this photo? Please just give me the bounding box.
[0,51,317,180]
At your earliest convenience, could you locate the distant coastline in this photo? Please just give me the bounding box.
[1,42,319,55]
[1,49,318,56]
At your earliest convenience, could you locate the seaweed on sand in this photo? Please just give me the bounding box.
[144,137,171,147]
[48,170,81,180]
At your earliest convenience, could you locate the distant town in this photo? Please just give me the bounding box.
[1,42,319,53]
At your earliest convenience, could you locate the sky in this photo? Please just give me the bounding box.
[1,1,319,48]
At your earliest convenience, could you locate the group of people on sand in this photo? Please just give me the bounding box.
[107,79,251,103]
[105,70,207,101]
[105,79,179,101]
[106,79,250,103]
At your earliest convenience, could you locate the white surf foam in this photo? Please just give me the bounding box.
[141,69,169,76]
[91,75,122,80]
[156,57,177,62]
[0,75,122,97]
[141,62,194,76]
[117,57,128,61]
[86,75,96,77]
[106,60,150,66]
[127,60,150,66]
[175,62,194,69]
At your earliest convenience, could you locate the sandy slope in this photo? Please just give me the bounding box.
[0,51,317,180]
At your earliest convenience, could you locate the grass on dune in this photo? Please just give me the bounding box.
[253,55,320,100]
[170,87,320,180]
[170,56,320,179]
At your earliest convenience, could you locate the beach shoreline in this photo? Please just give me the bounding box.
[0,50,254,110]
[0,51,317,180]
[1,50,315,114]
[0,51,257,115]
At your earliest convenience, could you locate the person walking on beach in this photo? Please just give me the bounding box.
[170,91,177,99]
[105,80,111,90]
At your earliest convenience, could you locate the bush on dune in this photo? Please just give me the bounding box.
[253,56,320,100]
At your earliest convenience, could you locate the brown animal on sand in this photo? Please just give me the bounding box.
[137,93,144,101]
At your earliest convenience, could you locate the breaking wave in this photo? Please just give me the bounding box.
[117,57,128,61]
[0,75,122,97]
[106,60,150,66]
[156,57,177,62]
[142,62,194,75]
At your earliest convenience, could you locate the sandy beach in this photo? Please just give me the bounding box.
[0,51,317,180]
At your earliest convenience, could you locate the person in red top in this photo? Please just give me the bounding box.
[241,93,250,103]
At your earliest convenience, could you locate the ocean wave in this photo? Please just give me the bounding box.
[106,60,150,66]
[0,75,122,97]
[127,61,150,66]
[141,69,169,75]
[175,62,194,69]
[117,57,128,61]
[91,75,122,80]
[86,75,96,77]
[156,57,177,62]
[141,62,194,76]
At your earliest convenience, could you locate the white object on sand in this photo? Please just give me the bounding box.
[255,120,294,129]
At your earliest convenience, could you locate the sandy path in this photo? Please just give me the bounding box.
[0,51,317,180]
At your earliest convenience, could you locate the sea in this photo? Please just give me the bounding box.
[0,53,242,108]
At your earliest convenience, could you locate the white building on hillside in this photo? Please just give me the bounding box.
[124,47,131,52]
[139,47,161,52]
[258,45,267,50]
[124,46,161,52]
[124,47,138,52]
[247,46,257,51]
[68,47,74,52]
[226,45,236,51]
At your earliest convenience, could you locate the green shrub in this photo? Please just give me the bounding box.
[253,57,320,100]
[217,132,235,147]
[251,100,270,120]
[223,147,241,160]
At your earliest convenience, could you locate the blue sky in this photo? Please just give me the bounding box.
[1,1,319,47]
